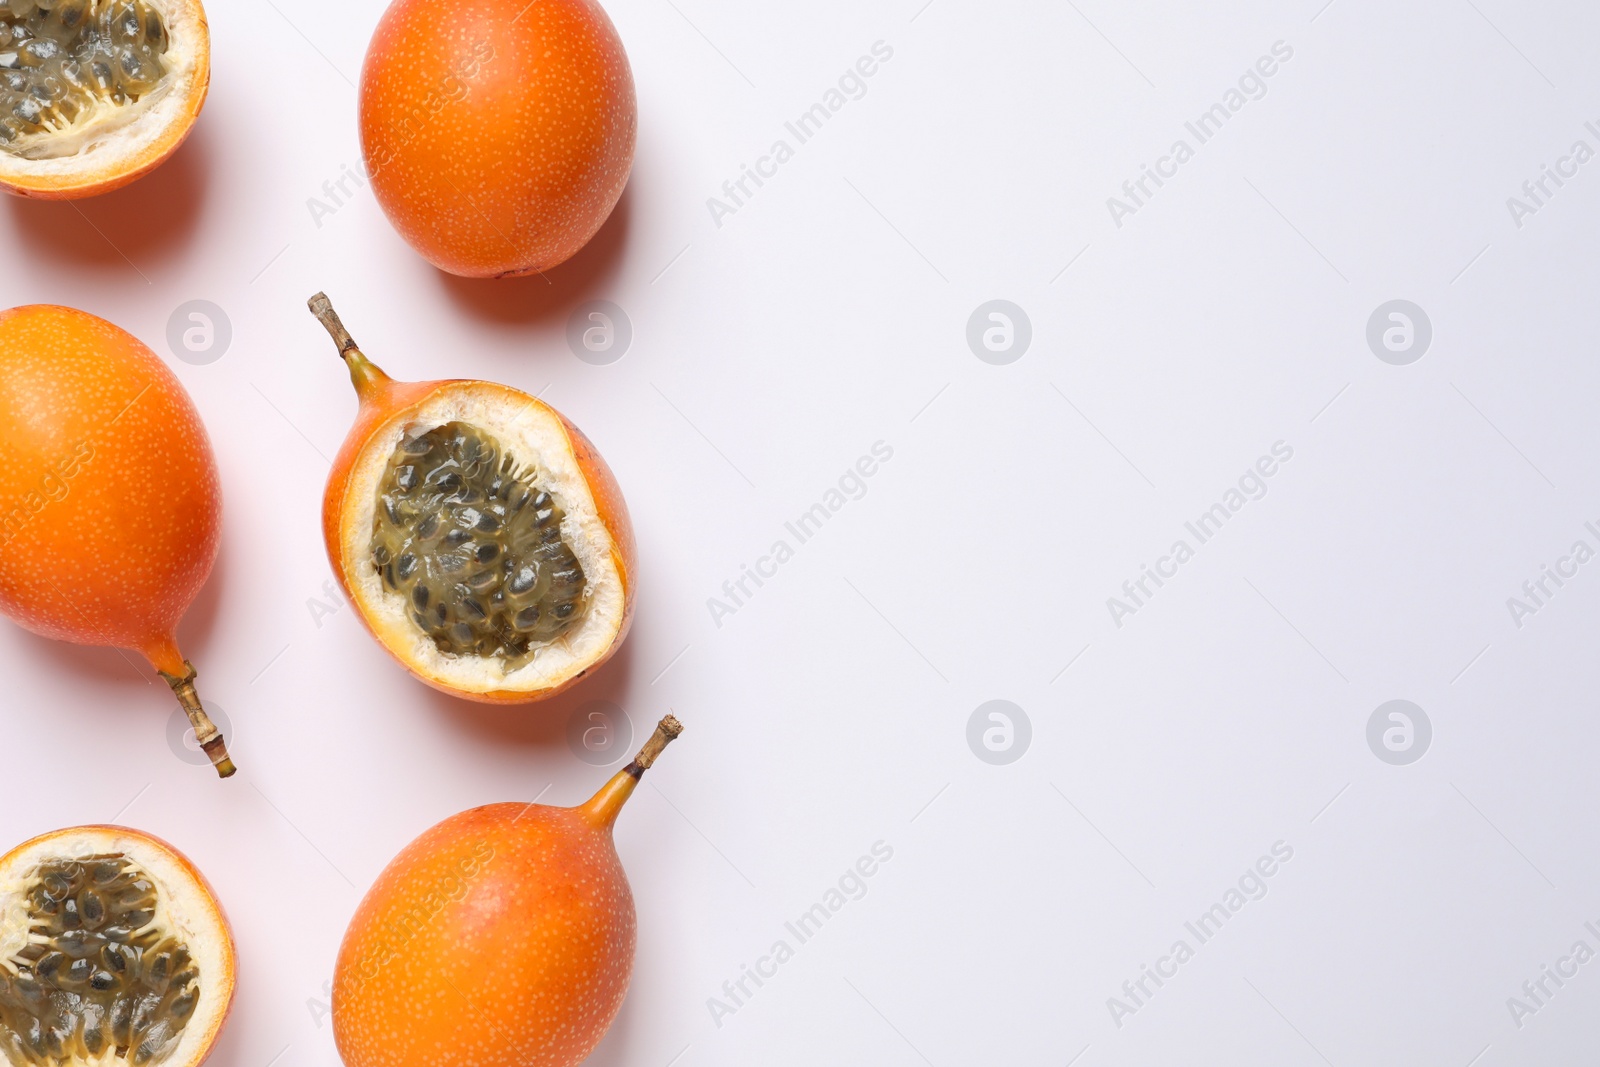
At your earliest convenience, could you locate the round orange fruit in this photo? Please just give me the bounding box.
[358,0,636,277]
[334,716,681,1067]
[0,0,211,200]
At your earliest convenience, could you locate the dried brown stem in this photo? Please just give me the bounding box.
[308,292,359,356]
[625,714,683,779]
[159,662,236,779]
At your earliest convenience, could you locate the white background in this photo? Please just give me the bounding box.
[2,0,1599,1064]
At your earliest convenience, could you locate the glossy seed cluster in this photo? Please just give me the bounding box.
[371,421,591,666]
[0,0,170,152]
[0,854,200,1067]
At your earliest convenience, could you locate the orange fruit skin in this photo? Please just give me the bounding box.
[359,0,636,277]
[332,803,635,1067]
[0,0,210,200]
[322,374,635,704]
[0,305,221,675]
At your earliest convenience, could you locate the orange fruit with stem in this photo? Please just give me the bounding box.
[333,714,681,1067]
[0,304,233,776]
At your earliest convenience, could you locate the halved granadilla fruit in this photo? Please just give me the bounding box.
[0,0,210,199]
[0,826,235,1067]
[310,293,636,704]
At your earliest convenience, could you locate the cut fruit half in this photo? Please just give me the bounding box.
[0,826,235,1067]
[312,294,635,703]
[0,0,210,199]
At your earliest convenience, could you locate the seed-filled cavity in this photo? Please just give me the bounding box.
[0,0,170,155]
[0,854,200,1067]
[371,422,591,668]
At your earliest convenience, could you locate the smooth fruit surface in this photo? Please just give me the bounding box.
[0,0,211,200]
[313,295,635,703]
[333,717,679,1067]
[0,305,219,661]
[359,0,636,277]
[0,824,236,1067]
[0,304,232,774]
[333,805,633,1067]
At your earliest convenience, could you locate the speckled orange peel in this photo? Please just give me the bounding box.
[0,824,237,1067]
[358,0,636,277]
[0,0,211,200]
[310,293,636,704]
[332,714,683,1067]
[0,305,233,777]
